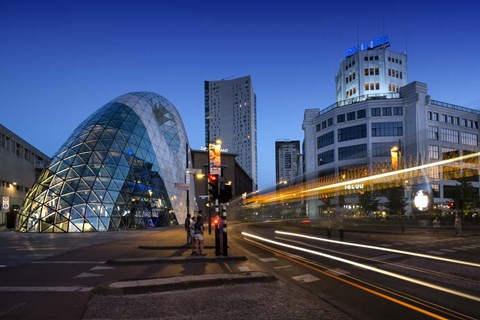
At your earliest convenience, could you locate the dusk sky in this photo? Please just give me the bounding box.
[1,0,479,189]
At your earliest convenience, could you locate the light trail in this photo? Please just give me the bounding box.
[302,151,480,195]
[275,230,480,268]
[245,151,480,204]
[241,236,466,320]
[241,231,480,303]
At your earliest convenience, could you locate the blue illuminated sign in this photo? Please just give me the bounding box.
[345,35,390,58]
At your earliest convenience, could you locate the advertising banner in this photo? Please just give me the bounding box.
[209,143,221,175]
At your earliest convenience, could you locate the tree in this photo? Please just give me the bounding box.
[358,191,379,216]
[450,180,478,215]
[384,186,406,215]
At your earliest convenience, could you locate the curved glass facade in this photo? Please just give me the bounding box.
[17,92,194,232]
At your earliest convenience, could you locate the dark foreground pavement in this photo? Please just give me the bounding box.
[82,225,350,320]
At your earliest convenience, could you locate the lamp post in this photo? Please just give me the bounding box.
[390,146,400,170]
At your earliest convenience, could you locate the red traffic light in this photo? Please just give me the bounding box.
[448,201,454,208]
[208,174,218,183]
[213,217,219,226]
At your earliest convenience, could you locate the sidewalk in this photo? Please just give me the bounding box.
[83,225,350,320]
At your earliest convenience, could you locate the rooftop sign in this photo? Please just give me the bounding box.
[345,35,390,58]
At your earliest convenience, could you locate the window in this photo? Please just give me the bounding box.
[375,83,380,90]
[338,144,367,160]
[317,131,334,148]
[338,124,367,142]
[322,121,327,129]
[372,122,403,136]
[372,142,394,157]
[327,117,333,126]
[442,147,459,159]
[371,108,381,117]
[316,124,321,132]
[461,132,478,146]
[382,107,392,116]
[364,68,369,76]
[357,109,366,119]
[365,84,369,91]
[428,145,439,159]
[428,126,439,140]
[347,111,356,121]
[440,128,459,143]
[375,68,379,75]
[393,107,403,116]
[441,114,447,123]
[318,149,334,166]
[337,114,345,123]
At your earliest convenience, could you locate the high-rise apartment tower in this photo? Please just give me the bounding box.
[205,76,258,190]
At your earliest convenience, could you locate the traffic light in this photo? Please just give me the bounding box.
[219,184,233,203]
[213,216,220,226]
[208,174,219,201]
[448,200,455,209]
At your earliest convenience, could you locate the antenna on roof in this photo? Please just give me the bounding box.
[405,26,408,54]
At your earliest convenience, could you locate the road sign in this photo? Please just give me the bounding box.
[2,196,9,210]
[174,183,190,190]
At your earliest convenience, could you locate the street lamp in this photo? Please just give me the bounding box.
[390,146,401,170]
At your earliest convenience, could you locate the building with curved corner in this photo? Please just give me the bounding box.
[303,37,480,218]
[16,92,196,232]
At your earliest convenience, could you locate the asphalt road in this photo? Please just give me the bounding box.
[0,222,478,319]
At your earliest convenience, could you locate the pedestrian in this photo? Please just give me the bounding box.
[432,216,440,235]
[184,213,191,244]
[454,213,462,236]
[190,216,197,255]
[194,211,206,256]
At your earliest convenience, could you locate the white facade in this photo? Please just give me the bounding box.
[336,42,408,103]
[303,42,480,218]
[205,76,258,190]
[303,82,480,217]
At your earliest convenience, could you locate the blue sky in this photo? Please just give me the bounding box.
[1,0,479,189]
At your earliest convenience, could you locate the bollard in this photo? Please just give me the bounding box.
[222,205,228,256]
[339,228,344,241]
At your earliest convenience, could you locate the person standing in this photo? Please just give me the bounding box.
[454,213,462,236]
[190,216,197,255]
[432,216,440,235]
[194,211,206,256]
[184,213,191,244]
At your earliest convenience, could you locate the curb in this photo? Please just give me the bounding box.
[138,245,216,250]
[106,255,247,265]
[93,272,276,295]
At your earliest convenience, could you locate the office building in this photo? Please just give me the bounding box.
[275,140,301,186]
[191,149,253,215]
[204,76,258,190]
[303,37,480,218]
[17,92,196,232]
[0,124,50,225]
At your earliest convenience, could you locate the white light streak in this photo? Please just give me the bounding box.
[275,231,480,268]
[242,231,480,303]
[302,151,480,194]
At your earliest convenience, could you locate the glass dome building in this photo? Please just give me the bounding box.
[17,92,195,232]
